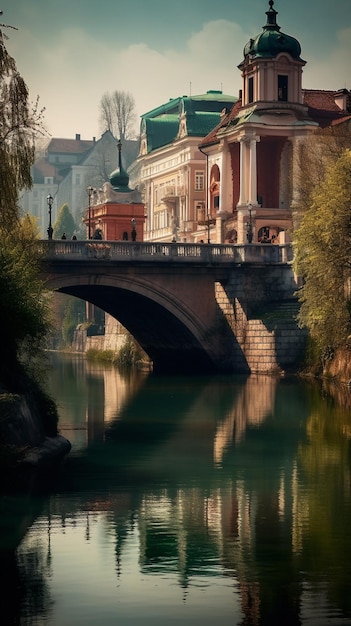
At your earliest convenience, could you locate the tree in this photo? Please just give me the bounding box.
[53,203,77,239]
[293,149,351,359]
[99,90,137,141]
[0,17,51,394]
[0,17,45,230]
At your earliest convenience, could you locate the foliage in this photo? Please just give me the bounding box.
[86,349,115,363]
[293,149,351,360]
[99,90,137,140]
[53,203,77,239]
[114,336,145,368]
[293,124,351,228]
[0,19,59,445]
[0,20,46,231]
[61,296,86,346]
[20,212,41,238]
[0,225,52,386]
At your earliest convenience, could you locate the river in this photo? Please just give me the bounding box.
[1,352,351,625]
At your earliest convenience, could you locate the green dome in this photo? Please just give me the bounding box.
[109,139,131,191]
[109,165,130,190]
[243,1,302,61]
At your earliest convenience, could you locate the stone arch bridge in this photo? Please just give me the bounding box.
[39,240,305,375]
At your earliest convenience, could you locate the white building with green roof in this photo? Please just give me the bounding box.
[131,90,237,243]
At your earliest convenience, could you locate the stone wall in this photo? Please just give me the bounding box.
[215,265,307,374]
[72,314,128,354]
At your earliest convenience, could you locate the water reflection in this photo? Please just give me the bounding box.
[1,355,351,625]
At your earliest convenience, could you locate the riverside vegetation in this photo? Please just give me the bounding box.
[1,19,351,476]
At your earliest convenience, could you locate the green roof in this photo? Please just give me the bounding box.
[141,91,237,154]
[143,115,179,152]
[242,1,302,63]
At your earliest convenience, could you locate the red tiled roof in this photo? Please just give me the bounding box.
[200,89,351,143]
[32,157,57,182]
[32,157,63,184]
[48,137,94,154]
[200,99,242,146]
[302,89,348,128]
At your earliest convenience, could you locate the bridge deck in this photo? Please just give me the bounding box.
[38,241,293,264]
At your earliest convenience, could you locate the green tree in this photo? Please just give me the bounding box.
[53,203,77,239]
[62,296,86,347]
[0,225,51,385]
[293,149,351,359]
[0,18,45,230]
[0,17,53,401]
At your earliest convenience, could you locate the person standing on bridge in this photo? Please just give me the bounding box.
[61,232,66,240]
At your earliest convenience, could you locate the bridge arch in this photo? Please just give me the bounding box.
[45,271,219,374]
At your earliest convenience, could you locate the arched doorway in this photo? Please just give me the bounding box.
[209,164,220,218]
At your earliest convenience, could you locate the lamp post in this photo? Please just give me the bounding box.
[246,203,253,243]
[47,194,53,240]
[131,218,137,241]
[207,214,211,244]
[87,186,94,239]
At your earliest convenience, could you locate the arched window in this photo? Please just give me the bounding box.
[209,164,220,218]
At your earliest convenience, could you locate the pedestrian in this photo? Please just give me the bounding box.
[61,232,66,239]
[71,234,77,240]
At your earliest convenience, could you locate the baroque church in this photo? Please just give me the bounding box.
[199,0,351,244]
[134,0,351,245]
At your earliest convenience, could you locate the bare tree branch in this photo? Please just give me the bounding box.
[99,90,136,140]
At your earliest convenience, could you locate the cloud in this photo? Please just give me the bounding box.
[9,16,350,140]
[302,26,351,90]
[9,19,248,139]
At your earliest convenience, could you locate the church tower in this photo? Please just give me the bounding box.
[239,0,305,107]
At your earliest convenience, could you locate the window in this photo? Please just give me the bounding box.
[195,171,204,191]
[278,75,288,101]
[75,174,81,185]
[248,76,254,103]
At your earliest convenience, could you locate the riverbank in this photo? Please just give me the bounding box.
[0,389,71,490]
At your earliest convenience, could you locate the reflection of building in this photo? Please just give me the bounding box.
[130,91,237,243]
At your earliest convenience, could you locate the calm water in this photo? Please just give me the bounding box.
[1,352,351,625]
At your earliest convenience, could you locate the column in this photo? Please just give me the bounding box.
[248,137,258,205]
[218,141,228,213]
[238,138,247,206]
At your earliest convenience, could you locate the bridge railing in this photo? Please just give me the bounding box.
[37,240,293,264]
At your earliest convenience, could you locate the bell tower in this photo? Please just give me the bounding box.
[238,0,305,106]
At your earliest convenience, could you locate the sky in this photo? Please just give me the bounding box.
[2,0,351,141]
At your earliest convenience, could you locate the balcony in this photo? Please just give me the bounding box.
[161,185,186,201]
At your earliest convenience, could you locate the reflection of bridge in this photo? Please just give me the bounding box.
[39,241,304,374]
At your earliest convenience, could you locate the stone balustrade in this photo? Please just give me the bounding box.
[38,240,293,264]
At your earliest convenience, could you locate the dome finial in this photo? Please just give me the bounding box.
[265,0,280,31]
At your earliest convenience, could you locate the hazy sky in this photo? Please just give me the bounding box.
[2,0,351,141]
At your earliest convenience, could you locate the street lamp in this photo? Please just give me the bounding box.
[87,186,94,239]
[47,194,53,240]
[207,213,211,244]
[131,218,137,241]
[246,203,253,243]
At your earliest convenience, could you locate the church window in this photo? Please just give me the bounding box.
[248,77,254,103]
[278,75,288,101]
